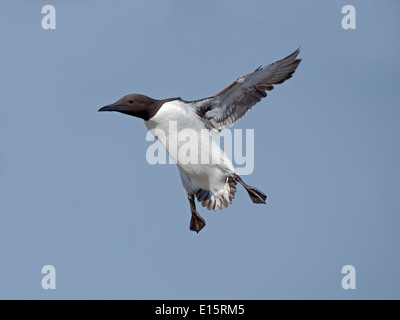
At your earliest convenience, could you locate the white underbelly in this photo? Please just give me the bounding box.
[144,101,235,194]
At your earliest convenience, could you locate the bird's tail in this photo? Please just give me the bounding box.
[196,177,237,211]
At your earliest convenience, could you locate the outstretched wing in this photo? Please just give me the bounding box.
[188,49,301,133]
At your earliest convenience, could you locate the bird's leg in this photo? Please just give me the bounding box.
[234,174,267,204]
[188,194,206,233]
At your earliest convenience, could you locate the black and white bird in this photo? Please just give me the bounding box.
[99,49,301,233]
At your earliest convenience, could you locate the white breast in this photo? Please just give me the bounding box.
[144,100,236,195]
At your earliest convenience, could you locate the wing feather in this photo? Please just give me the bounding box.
[188,48,301,132]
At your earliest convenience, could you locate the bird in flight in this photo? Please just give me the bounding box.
[99,49,301,233]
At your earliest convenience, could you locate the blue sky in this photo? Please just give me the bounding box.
[0,0,399,299]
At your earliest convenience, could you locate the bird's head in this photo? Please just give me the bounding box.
[98,94,158,121]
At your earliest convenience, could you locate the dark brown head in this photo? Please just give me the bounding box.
[98,94,165,121]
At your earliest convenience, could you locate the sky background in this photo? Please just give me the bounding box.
[0,0,399,299]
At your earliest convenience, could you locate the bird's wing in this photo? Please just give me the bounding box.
[187,49,301,133]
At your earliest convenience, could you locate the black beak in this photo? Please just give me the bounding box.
[98,104,121,112]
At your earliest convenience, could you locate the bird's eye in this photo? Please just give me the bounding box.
[128,100,134,104]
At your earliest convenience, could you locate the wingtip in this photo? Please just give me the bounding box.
[291,47,301,59]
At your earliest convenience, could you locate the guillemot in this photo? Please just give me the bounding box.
[99,49,301,233]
